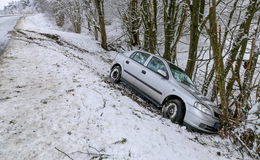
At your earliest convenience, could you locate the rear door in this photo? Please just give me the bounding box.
[122,51,150,89]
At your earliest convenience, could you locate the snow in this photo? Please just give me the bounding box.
[0,14,247,160]
[0,15,20,54]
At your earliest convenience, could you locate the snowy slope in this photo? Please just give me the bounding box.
[0,15,20,54]
[0,14,246,160]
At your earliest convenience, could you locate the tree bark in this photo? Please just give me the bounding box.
[163,1,186,62]
[129,0,140,47]
[150,0,157,53]
[94,0,107,50]
[185,0,204,78]
[141,0,157,53]
[239,16,259,112]
[207,0,228,123]
[163,0,176,60]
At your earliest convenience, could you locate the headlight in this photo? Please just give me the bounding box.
[194,102,212,115]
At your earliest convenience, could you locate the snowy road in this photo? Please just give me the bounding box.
[0,15,20,54]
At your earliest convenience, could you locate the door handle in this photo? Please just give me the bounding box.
[126,60,129,64]
[142,70,146,74]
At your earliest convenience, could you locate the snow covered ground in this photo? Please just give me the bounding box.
[0,15,20,54]
[0,14,247,160]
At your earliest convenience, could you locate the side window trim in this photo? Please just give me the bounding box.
[143,55,153,66]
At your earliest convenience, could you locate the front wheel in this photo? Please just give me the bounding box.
[110,66,121,83]
[162,99,185,124]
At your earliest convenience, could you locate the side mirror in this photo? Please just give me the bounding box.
[158,69,167,78]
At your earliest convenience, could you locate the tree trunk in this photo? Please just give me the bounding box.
[171,5,186,62]
[241,38,259,111]
[220,0,239,53]
[55,11,65,27]
[185,0,203,78]
[163,0,177,60]
[94,25,99,40]
[239,16,259,112]
[150,0,157,53]
[163,1,186,62]
[142,0,149,51]
[94,0,107,50]
[129,0,140,47]
[207,0,228,124]
[141,0,157,53]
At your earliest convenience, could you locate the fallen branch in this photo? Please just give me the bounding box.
[92,89,107,111]
[70,151,110,158]
[88,145,104,153]
[55,147,74,160]
[107,33,126,46]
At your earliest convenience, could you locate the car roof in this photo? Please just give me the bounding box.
[132,50,185,73]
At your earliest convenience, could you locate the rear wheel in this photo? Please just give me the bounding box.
[162,99,185,124]
[110,66,121,83]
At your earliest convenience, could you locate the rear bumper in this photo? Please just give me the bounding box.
[184,105,220,133]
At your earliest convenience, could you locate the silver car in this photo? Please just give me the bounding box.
[110,50,221,133]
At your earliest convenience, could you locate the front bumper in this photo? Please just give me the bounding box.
[184,105,220,133]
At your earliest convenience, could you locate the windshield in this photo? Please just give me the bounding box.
[168,63,194,88]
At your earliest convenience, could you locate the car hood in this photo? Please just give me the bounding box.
[179,83,221,113]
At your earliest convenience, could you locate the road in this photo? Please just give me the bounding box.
[0,15,20,54]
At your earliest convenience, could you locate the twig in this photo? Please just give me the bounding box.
[88,145,104,153]
[107,33,127,46]
[231,131,257,159]
[55,147,74,160]
[70,150,110,157]
[92,89,107,110]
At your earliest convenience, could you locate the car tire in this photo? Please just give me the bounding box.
[162,99,184,124]
[110,66,121,83]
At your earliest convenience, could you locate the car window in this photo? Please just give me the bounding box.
[130,52,150,65]
[147,57,168,73]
